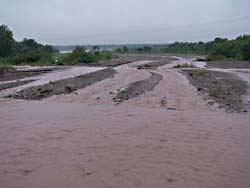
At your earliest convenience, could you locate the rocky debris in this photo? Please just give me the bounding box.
[10,68,116,100]
[0,79,36,91]
[160,96,167,107]
[182,69,250,113]
[113,72,163,104]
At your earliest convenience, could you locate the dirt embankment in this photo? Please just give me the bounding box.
[182,69,250,113]
[113,72,163,103]
[10,68,116,100]
[207,61,250,69]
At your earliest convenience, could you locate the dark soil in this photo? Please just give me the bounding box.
[136,60,170,69]
[11,68,116,100]
[0,80,36,91]
[0,68,59,82]
[113,72,163,103]
[182,69,250,113]
[207,61,250,69]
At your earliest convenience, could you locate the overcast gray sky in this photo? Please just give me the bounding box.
[1,0,250,45]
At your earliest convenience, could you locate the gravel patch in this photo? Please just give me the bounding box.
[113,72,163,104]
[182,69,250,113]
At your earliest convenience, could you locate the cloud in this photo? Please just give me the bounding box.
[0,0,250,44]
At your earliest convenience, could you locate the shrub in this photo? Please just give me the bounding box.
[61,47,117,65]
[0,59,15,75]
[64,84,76,93]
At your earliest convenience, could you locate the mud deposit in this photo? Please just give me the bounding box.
[11,68,116,100]
[183,69,250,112]
[114,72,163,103]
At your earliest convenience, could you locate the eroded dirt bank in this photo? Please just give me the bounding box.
[1,55,250,188]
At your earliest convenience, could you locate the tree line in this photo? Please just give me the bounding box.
[115,35,250,61]
[161,36,250,60]
[0,25,57,65]
[0,25,116,66]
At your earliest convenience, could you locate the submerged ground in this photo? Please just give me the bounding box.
[0,55,250,188]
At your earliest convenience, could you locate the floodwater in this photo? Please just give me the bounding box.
[191,61,207,68]
[1,58,250,188]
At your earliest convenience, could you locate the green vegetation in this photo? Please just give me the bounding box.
[64,84,76,93]
[192,69,208,76]
[0,58,15,74]
[115,46,152,53]
[37,84,54,95]
[115,35,250,61]
[0,25,15,57]
[162,36,250,60]
[57,47,117,65]
[0,25,57,66]
[0,25,117,67]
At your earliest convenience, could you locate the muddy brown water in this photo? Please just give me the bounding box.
[1,58,250,188]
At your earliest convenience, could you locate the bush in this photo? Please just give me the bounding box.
[60,47,117,65]
[239,43,250,60]
[0,58,15,75]
[0,25,56,65]
[0,25,15,57]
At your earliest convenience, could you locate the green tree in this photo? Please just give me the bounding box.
[0,25,15,57]
[122,46,129,53]
[239,43,250,60]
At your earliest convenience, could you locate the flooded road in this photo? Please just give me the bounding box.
[1,57,250,188]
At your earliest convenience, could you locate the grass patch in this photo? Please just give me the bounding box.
[64,84,76,93]
[37,84,54,95]
[57,48,118,65]
[0,58,15,74]
[192,69,208,76]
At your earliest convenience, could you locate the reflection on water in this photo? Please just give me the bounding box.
[191,61,207,68]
